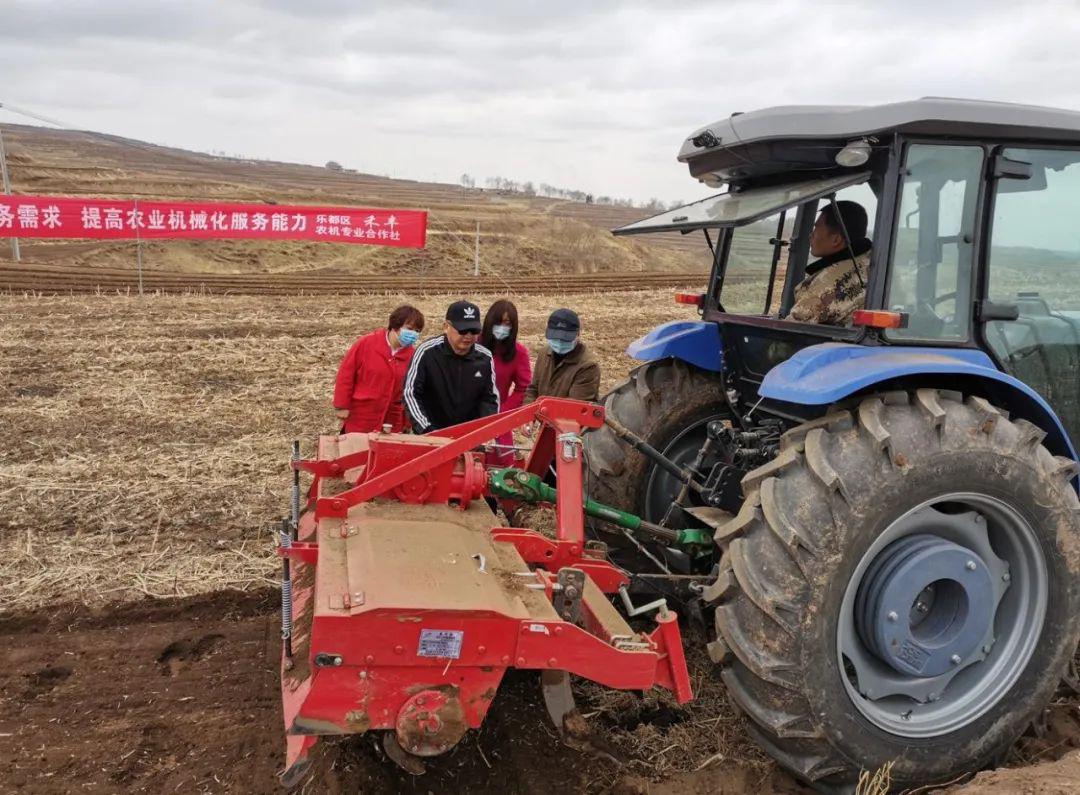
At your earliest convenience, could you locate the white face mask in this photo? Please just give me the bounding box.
[492,324,511,340]
[546,337,576,355]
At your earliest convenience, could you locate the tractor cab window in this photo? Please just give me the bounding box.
[985,147,1080,447]
[885,144,984,341]
[722,183,877,316]
[612,171,872,318]
[722,212,791,314]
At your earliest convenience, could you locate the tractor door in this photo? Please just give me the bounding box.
[882,143,985,343]
[981,147,1080,447]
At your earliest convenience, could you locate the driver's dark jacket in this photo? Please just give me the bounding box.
[789,237,872,326]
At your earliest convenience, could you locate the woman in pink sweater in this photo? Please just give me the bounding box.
[481,299,532,466]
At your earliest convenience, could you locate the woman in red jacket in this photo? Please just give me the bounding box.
[481,299,532,465]
[333,304,425,433]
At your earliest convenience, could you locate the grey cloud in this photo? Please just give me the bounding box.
[1,1,224,43]
[4,0,1080,203]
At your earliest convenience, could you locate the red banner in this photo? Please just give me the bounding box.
[0,195,427,248]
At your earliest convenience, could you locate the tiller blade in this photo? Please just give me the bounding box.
[540,669,577,733]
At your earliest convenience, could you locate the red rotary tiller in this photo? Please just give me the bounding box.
[277,397,693,785]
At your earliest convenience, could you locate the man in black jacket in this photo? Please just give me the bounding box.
[403,300,500,434]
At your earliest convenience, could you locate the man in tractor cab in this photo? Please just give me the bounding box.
[787,200,871,326]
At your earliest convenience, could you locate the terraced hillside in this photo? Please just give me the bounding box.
[0,124,712,289]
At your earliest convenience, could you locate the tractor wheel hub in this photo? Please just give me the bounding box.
[856,534,995,678]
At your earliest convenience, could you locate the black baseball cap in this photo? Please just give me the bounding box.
[446,300,482,333]
[546,308,580,342]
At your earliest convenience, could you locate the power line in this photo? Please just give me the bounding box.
[0,101,72,129]
[0,100,219,172]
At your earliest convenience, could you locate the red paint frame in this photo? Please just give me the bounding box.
[279,397,693,782]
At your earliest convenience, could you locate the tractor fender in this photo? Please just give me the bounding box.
[626,320,723,372]
[759,342,1078,460]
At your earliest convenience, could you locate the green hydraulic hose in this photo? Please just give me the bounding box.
[488,467,711,547]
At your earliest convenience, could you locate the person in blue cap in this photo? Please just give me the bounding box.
[524,307,600,404]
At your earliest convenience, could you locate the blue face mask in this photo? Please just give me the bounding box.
[398,328,420,347]
[492,324,511,340]
[546,337,576,355]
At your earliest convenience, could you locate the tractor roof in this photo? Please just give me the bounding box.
[680,97,1080,184]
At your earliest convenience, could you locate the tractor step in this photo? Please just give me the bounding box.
[683,505,734,530]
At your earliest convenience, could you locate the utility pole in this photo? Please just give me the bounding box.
[134,199,144,296]
[473,220,480,276]
[0,100,74,264]
[0,117,21,262]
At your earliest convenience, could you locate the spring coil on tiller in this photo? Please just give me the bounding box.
[280,440,301,660]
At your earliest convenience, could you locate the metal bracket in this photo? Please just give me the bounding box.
[584,539,609,560]
[557,432,582,462]
[553,568,586,624]
[328,591,365,609]
[618,584,669,618]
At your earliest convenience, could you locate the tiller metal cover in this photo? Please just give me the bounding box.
[278,398,692,783]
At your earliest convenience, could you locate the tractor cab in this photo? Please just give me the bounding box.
[614,98,1080,445]
[584,99,1080,791]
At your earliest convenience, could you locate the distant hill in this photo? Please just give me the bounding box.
[0,124,710,277]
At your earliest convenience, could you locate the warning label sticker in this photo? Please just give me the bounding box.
[417,629,464,659]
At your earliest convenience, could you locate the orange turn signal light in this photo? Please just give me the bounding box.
[675,292,705,307]
[852,309,907,329]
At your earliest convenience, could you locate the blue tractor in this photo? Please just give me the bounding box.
[585,98,1080,790]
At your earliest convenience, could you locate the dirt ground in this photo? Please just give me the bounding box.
[4,291,1080,793]
[4,591,1078,795]
[0,589,790,794]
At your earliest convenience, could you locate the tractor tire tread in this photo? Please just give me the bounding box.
[585,358,727,514]
[706,389,1080,789]
[760,477,820,568]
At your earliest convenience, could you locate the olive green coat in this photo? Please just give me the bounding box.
[524,342,600,404]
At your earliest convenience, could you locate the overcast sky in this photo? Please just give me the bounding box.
[4,0,1080,204]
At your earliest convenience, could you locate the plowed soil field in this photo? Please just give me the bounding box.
[0,261,710,296]
[3,291,1080,793]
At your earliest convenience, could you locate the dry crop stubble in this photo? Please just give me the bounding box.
[0,291,697,610]
[6,292,1080,793]
[1,289,776,783]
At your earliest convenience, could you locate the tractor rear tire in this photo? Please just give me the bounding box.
[706,389,1080,790]
[585,358,727,521]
